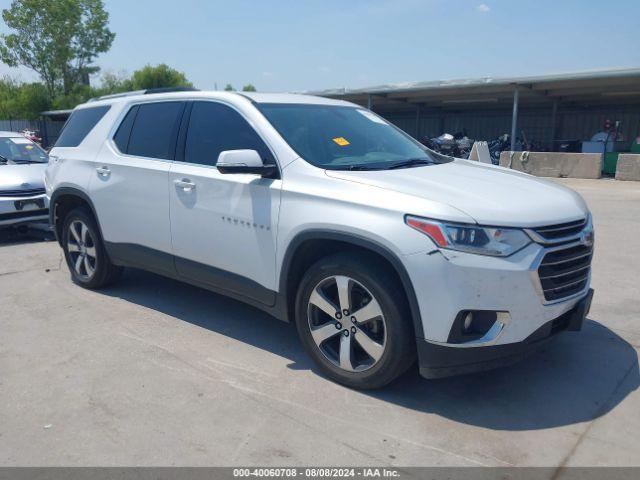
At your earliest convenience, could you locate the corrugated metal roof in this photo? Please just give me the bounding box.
[311,67,640,96]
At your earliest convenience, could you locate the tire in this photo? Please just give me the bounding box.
[295,252,416,389]
[61,207,122,289]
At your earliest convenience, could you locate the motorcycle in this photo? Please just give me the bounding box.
[422,132,474,159]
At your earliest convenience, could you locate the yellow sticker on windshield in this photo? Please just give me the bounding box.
[332,137,350,146]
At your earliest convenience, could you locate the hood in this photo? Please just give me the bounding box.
[325,159,589,227]
[0,163,47,191]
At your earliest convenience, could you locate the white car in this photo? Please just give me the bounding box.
[46,90,594,389]
[0,131,49,229]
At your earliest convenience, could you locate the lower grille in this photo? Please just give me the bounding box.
[538,244,592,301]
[0,188,46,197]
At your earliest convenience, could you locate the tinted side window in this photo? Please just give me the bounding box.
[113,105,138,153]
[184,102,272,166]
[55,106,111,147]
[127,102,184,160]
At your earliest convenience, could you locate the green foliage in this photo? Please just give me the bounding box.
[0,0,115,98]
[0,62,262,119]
[224,84,235,91]
[127,64,192,91]
[0,77,51,119]
[51,84,94,110]
[99,71,129,93]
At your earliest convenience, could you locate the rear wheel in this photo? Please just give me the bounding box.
[295,252,416,389]
[61,208,122,289]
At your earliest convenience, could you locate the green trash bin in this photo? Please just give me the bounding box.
[603,152,619,175]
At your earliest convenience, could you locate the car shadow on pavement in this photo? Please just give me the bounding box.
[378,320,639,430]
[104,268,639,432]
[0,225,54,246]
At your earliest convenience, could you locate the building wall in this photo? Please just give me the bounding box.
[381,104,640,148]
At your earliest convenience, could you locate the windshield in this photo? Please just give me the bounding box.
[0,137,48,164]
[258,104,445,170]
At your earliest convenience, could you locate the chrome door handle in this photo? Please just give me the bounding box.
[96,166,110,176]
[175,179,196,191]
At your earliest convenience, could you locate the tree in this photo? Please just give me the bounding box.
[127,64,192,90]
[242,84,256,92]
[0,0,115,99]
[99,70,128,93]
[224,84,235,91]
[13,81,50,118]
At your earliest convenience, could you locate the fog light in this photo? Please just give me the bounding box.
[448,310,501,344]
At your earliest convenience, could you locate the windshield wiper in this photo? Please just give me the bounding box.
[386,158,435,169]
[0,154,8,164]
[345,164,385,171]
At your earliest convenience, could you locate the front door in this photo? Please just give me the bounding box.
[169,100,282,305]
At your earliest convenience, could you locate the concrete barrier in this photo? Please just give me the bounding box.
[499,151,602,179]
[615,154,640,181]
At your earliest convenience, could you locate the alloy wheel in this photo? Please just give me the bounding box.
[307,275,387,372]
[67,220,97,280]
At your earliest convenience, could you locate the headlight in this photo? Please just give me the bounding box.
[405,215,531,257]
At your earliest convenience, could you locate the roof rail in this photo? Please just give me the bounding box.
[87,86,199,103]
[144,86,199,95]
[87,90,145,102]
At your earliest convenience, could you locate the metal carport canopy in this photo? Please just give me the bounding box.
[311,68,640,110]
[310,68,640,150]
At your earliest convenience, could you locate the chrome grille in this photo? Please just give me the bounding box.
[0,188,46,198]
[531,218,587,242]
[538,243,592,302]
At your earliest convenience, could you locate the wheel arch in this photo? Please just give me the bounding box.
[279,230,425,339]
[49,187,103,247]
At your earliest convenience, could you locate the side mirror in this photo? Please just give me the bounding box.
[216,149,278,178]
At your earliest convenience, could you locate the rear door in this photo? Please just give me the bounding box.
[89,101,186,274]
[169,100,282,305]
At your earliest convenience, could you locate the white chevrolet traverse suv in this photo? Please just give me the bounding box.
[46,89,594,389]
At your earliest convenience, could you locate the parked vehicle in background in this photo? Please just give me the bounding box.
[21,129,43,146]
[47,90,594,389]
[0,131,49,229]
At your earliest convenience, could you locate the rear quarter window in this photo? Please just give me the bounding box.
[55,106,111,147]
[113,105,139,153]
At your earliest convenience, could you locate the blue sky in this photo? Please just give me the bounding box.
[1,0,639,91]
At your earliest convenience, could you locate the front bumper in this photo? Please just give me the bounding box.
[418,289,593,378]
[402,240,592,345]
[0,194,49,227]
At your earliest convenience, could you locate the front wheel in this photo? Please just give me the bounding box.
[295,253,416,389]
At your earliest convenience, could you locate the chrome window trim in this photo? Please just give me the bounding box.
[106,139,177,165]
[106,97,281,173]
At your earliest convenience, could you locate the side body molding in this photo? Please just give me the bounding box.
[48,196,425,341]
